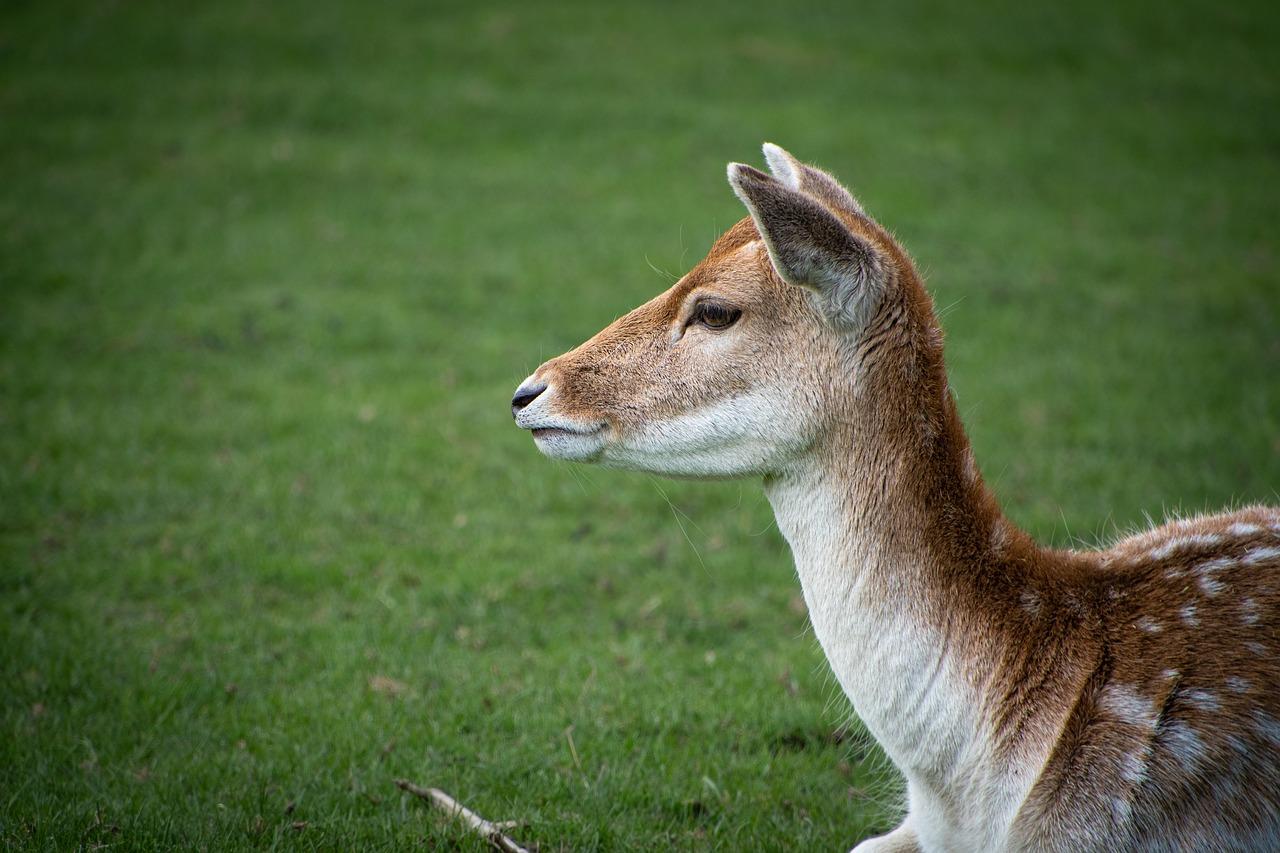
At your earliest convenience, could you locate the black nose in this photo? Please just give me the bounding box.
[511,380,547,417]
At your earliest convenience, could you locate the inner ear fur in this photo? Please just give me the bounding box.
[728,161,887,331]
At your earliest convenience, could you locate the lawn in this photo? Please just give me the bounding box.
[2,0,1277,849]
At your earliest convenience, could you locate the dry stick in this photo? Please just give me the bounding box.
[394,779,531,853]
[563,724,590,789]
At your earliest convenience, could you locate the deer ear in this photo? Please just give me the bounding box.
[728,161,887,330]
[761,142,865,216]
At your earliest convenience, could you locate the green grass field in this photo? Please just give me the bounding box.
[2,1,1278,848]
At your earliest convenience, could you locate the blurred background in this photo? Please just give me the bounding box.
[2,0,1277,848]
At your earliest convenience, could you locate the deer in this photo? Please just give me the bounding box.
[510,143,1280,852]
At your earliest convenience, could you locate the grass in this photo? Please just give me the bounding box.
[2,0,1277,848]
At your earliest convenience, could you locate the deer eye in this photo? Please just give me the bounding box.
[692,301,741,330]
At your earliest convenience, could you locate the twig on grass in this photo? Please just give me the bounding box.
[563,724,590,789]
[394,779,530,853]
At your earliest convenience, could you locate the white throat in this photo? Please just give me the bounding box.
[763,463,994,814]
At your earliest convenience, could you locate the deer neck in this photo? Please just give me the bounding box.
[762,326,1017,789]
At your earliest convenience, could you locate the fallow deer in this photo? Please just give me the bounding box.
[511,144,1279,851]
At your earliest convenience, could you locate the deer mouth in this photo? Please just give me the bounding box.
[526,420,609,462]
[531,424,605,439]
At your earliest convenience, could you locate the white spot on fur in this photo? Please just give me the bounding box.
[1134,616,1162,634]
[1099,683,1157,730]
[1020,589,1041,616]
[1198,556,1233,573]
[1119,750,1147,785]
[1161,719,1207,772]
[1148,533,1223,561]
[1180,688,1220,712]
[1242,545,1280,565]
[1227,522,1262,537]
[1225,676,1250,694]
[1245,640,1267,656]
[1240,598,1260,625]
[1163,567,1184,581]
[1180,603,1199,627]
[1198,575,1225,596]
[1161,668,1180,681]
[1193,556,1232,596]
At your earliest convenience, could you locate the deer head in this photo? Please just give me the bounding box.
[512,143,941,480]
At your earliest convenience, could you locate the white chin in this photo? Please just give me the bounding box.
[531,427,608,462]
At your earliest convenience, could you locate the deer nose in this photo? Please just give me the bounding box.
[511,380,548,417]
